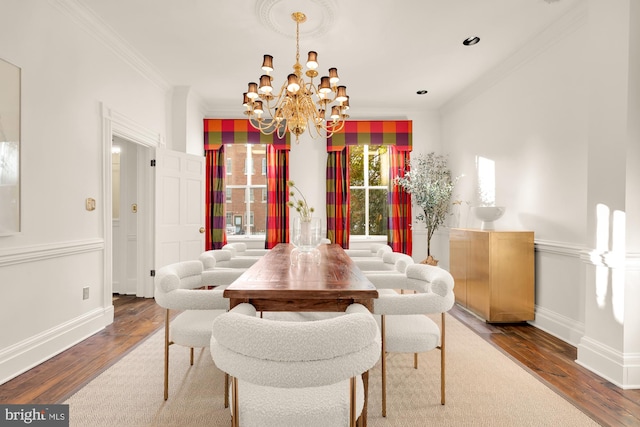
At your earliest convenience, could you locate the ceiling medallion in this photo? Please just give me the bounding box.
[255,0,337,39]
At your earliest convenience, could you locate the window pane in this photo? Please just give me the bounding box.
[349,145,389,236]
[350,189,366,235]
[349,146,364,186]
[226,145,247,185]
[224,144,267,237]
[368,189,388,236]
[368,146,389,186]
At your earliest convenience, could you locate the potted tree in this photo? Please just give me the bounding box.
[395,152,460,265]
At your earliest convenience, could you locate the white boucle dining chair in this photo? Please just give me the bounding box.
[198,250,248,288]
[372,263,455,417]
[200,248,259,269]
[355,251,415,273]
[344,242,392,258]
[154,260,230,401]
[222,242,270,257]
[210,303,381,427]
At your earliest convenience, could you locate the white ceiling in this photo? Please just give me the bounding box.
[80,0,583,116]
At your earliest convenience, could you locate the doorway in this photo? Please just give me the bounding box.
[111,137,139,295]
[103,104,158,302]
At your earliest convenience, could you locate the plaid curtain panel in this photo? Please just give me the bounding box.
[326,120,413,252]
[205,148,227,250]
[204,118,290,247]
[265,144,289,249]
[388,146,413,255]
[326,148,350,247]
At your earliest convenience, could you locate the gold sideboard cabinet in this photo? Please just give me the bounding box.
[449,228,535,323]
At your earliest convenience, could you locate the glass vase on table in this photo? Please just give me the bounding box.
[291,216,322,265]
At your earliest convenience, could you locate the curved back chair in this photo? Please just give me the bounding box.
[211,303,381,427]
[355,251,414,273]
[372,263,455,417]
[344,243,392,259]
[155,260,230,401]
[205,248,259,268]
[222,242,269,257]
[198,250,249,288]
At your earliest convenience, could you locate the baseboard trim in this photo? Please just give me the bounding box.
[529,305,585,347]
[577,336,640,390]
[0,305,114,385]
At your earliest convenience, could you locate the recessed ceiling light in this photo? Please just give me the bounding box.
[416,90,428,95]
[463,36,480,46]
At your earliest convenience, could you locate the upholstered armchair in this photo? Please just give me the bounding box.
[154,260,230,401]
[211,303,381,427]
[372,263,455,417]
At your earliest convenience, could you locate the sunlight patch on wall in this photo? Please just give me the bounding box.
[475,156,495,206]
[595,204,610,309]
[593,203,625,323]
[611,209,625,324]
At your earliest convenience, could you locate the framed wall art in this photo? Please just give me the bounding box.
[0,58,21,235]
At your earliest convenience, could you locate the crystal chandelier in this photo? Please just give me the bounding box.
[243,12,349,142]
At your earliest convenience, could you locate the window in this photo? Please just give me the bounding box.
[349,145,389,236]
[244,157,254,175]
[225,144,267,236]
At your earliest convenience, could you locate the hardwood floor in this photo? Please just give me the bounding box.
[1,296,639,426]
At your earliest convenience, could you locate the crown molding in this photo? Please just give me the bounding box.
[441,0,588,115]
[49,0,171,92]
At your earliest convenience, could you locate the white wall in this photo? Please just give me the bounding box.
[0,0,168,383]
[441,4,589,344]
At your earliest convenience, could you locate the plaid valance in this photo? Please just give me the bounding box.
[327,120,412,152]
[204,119,290,151]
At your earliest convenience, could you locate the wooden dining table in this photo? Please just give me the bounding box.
[223,242,378,427]
[223,242,379,312]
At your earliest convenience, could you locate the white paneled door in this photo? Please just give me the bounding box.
[155,148,205,270]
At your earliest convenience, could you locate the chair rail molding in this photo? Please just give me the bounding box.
[0,238,104,268]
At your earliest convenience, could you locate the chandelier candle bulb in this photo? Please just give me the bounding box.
[253,101,263,116]
[259,75,272,93]
[261,54,273,72]
[306,51,318,69]
[328,68,339,85]
[247,82,258,99]
[335,86,348,102]
[242,11,350,142]
[286,74,300,93]
[319,77,331,93]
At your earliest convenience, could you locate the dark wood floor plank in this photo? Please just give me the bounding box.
[448,304,640,427]
[0,296,639,427]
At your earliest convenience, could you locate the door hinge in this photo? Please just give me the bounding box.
[150,269,156,277]
[150,159,156,167]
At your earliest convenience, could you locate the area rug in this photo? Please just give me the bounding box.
[64,313,600,426]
